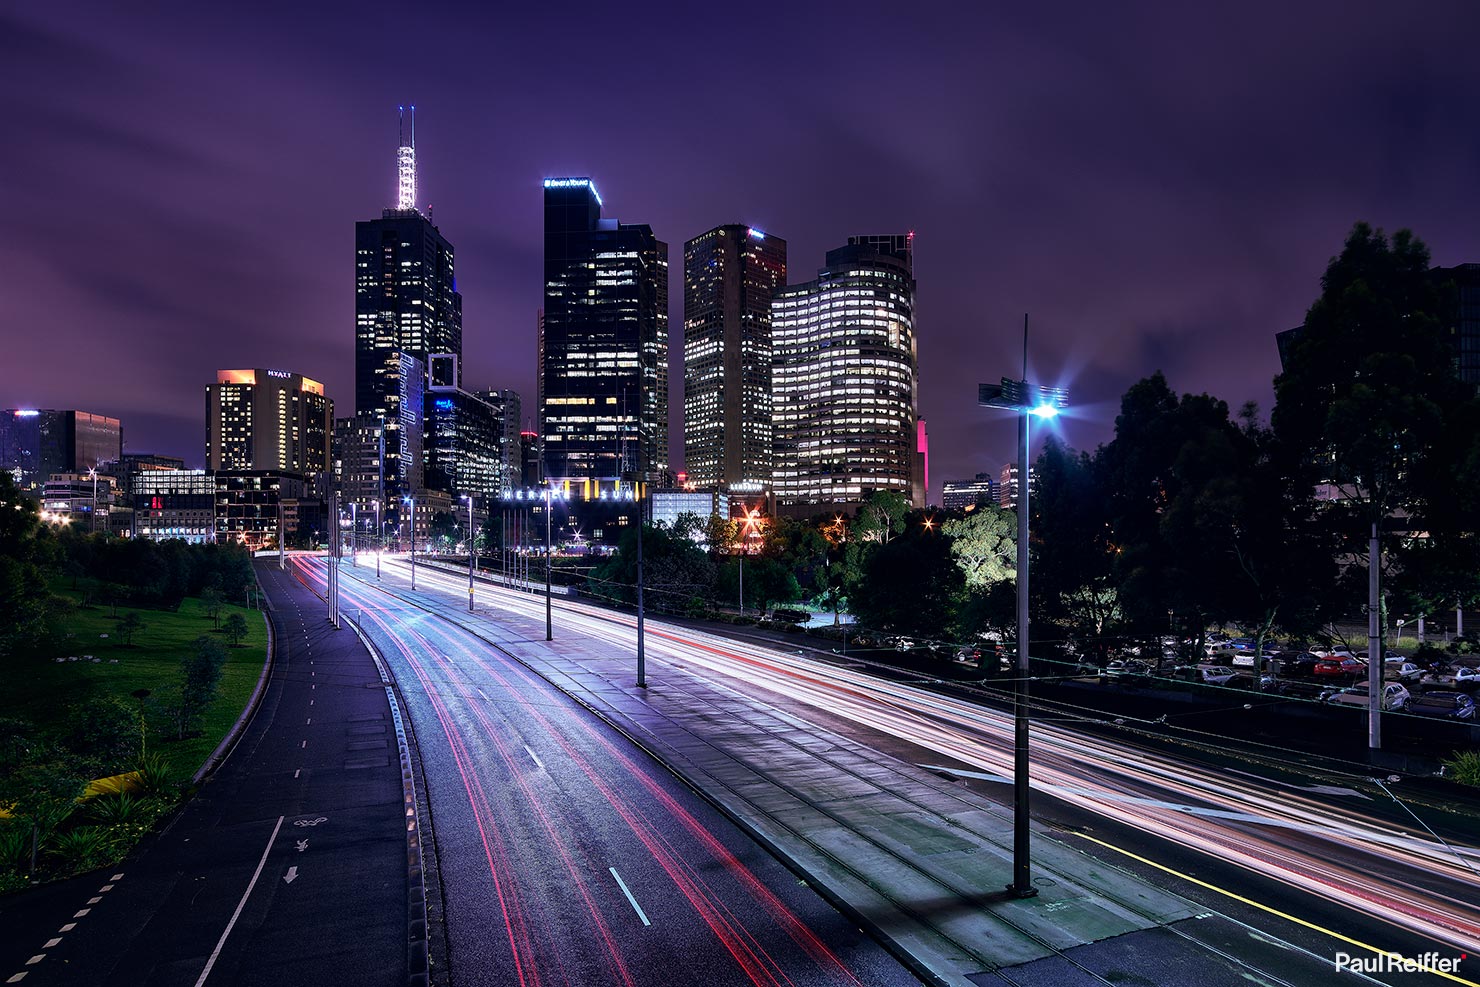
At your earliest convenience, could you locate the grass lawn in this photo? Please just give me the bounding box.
[3,584,269,784]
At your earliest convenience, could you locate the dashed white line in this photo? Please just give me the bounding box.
[306,718,312,726]
[58,924,74,933]
[72,910,89,918]
[609,868,650,926]
[86,896,101,904]
[524,745,545,770]
[7,972,28,982]
[111,873,124,881]
[294,769,301,779]
[477,688,490,701]
[99,885,113,892]
[300,740,306,749]
[24,957,42,966]
[42,939,60,949]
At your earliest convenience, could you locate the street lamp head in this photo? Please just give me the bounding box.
[1030,404,1060,419]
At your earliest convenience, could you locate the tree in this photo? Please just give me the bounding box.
[0,473,54,660]
[943,504,1016,591]
[428,511,459,552]
[855,490,909,544]
[201,586,225,630]
[175,636,228,738]
[850,521,964,641]
[223,612,248,647]
[114,611,145,648]
[1272,224,1474,648]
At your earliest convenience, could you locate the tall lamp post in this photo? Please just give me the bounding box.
[544,486,556,641]
[88,466,99,534]
[404,494,417,592]
[373,500,381,580]
[979,344,1068,901]
[464,494,475,612]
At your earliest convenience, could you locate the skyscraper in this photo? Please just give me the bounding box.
[540,178,668,488]
[772,236,919,513]
[424,354,505,499]
[206,369,333,477]
[683,225,787,490]
[355,107,461,526]
[1,409,122,492]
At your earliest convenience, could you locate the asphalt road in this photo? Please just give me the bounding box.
[360,554,1480,986]
[318,560,915,987]
[0,562,409,987]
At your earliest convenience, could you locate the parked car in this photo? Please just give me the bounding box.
[1272,651,1321,678]
[1322,682,1410,711]
[1198,665,1238,685]
[1385,662,1425,684]
[1226,672,1280,692]
[1313,657,1367,679]
[1106,659,1152,679]
[1406,691,1477,721]
[1421,666,1480,692]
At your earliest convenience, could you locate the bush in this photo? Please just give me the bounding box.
[133,753,176,798]
[48,826,115,873]
[61,695,140,773]
[1443,750,1480,787]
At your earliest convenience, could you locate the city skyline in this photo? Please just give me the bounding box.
[7,4,1480,497]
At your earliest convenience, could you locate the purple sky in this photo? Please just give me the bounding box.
[5,2,1480,498]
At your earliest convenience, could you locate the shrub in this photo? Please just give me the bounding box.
[0,824,29,874]
[48,826,115,873]
[1443,750,1480,787]
[133,753,176,798]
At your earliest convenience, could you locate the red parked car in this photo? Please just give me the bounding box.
[1313,657,1367,679]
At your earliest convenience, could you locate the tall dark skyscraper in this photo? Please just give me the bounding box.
[540,178,668,489]
[683,225,787,491]
[1,409,122,492]
[354,108,461,522]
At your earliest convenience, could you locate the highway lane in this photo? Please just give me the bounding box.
[303,560,915,987]
[359,554,1480,983]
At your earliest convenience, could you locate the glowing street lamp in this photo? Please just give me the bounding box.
[463,494,475,612]
[403,495,416,591]
[979,351,1068,901]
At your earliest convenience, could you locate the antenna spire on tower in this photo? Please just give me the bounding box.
[396,105,417,211]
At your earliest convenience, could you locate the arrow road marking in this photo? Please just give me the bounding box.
[283,866,299,884]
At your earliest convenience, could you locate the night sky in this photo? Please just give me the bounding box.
[6,2,1480,497]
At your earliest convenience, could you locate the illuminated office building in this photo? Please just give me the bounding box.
[540,177,668,488]
[355,107,460,531]
[424,355,504,500]
[134,469,215,543]
[772,235,919,513]
[206,369,332,477]
[683,225,786,490]
[1,409,122,492]
[942,473,999,513]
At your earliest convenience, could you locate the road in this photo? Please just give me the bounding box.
[341,553,1480,985]
[0,563,410,987]
[310,559,914,987]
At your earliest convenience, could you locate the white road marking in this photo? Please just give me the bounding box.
[193,815,284,987]
[23,958,41,966]
[301,740,306,748]
[306,718,311,725]
[283,866,299,884]
[294,769,301,779]
[524,745,545,770]
[477,688,490,701]
[58,925,74,933]
[111,873,124,881]
[72,910,88,918]
[7,972,27,982]
[99,885,113,892]
[609,867,650,926]
[86,897,100,904]
[42,940,60,948]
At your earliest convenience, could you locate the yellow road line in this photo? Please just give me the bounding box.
[1075,831,1478,986]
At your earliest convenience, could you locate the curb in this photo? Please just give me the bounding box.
[347,613,433,987]
[191,575,275,786]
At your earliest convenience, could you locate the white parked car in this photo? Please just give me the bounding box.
[1386,662,1425,684]
[1199,665,1238,685]
[1323,682,1410,711]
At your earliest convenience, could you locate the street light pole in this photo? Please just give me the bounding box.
[465,494,475,612]
[406,495,417,592]
[89,466,98,534]
[350,502,357,567]
[545,487,553,641]
[636,485,646,688]
[979,323,1067,901]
